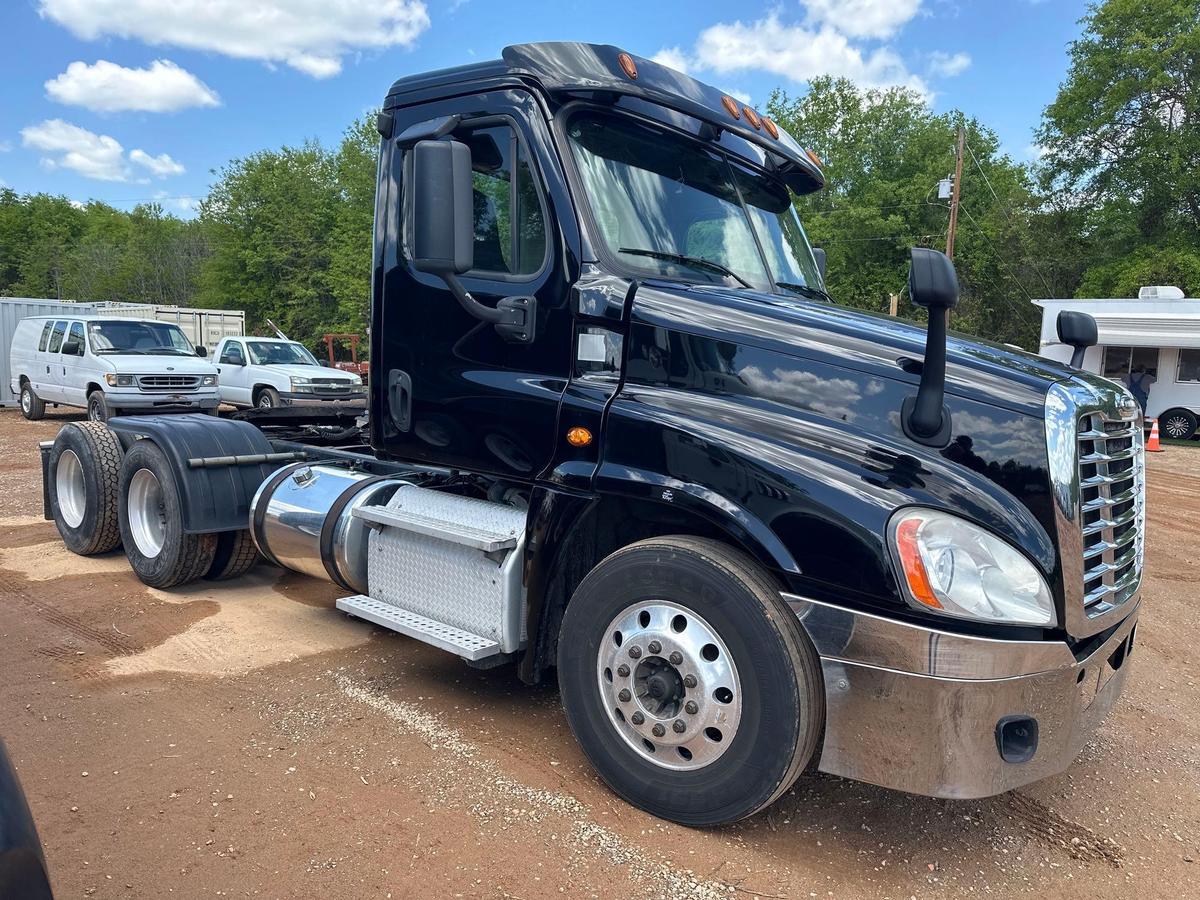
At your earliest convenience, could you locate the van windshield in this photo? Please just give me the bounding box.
[565,112,824,296]
[89,321,195,355]
[246,341,320,366]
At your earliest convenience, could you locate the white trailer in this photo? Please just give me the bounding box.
[1035,287,1200,438]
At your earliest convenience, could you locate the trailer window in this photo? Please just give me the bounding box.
[47,321,66,353]
[1177,349,1200,382]
[1103,346,1159,381]
[37,322,53,352]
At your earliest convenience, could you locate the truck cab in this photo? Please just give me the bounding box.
[39,43,1144,827]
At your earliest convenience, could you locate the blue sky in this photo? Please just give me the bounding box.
[0,0,1089,217]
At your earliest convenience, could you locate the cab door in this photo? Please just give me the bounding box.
[216,340,252,406]
[373,89,580,480]
[40,321,68,403]
[59,321,88,407]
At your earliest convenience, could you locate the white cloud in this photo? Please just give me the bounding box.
[21,119,184,182]
[45,59,219,113]
[38,0,430,79]
[650,46,692,74]
[130,149,185,177]
[21,119,128,181]
[801,0,922,40]
[928,50,971,78]
[0,141,11,153]
[694,14,929,96]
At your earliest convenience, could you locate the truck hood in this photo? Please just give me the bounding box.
[259,364,360,382]
[634,281,1078,415]
[104,354,218,376]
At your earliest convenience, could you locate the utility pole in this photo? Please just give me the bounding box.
[945,126,965,260]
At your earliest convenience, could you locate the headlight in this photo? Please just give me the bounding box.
[889,508,1056,627]
[104,374,135,387]
[290,376,311,386]
[201,375,218,386]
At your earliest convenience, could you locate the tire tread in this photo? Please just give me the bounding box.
[69,421,123,555]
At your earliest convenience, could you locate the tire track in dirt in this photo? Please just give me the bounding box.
[1001,793,1124,867]
[0,570,139,656]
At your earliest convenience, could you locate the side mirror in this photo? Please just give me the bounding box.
[407,139,474,276]
[1056,310,1097,369]
[195,345,208,358]
[812,247,827,282]
[903,248,959,445]
[61,340,81,356]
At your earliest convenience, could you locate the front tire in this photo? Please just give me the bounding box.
[557,536,824,826]
[20,383,45,420]
[48,421,123,555]
[87,390,111,422]
[256,387,280,409]
[1160,408,1197,440]
[118,441,216,588]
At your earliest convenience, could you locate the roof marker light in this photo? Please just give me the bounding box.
[617,52,638,80]
[743,107,762,130]
[761,116,779,140]
[805,148,824,168]
[721,96,741,119]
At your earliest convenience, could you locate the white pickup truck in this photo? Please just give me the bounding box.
[213,336,365,409]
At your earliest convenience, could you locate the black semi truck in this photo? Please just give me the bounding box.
[39,43,1144,826]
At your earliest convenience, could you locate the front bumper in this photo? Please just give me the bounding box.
[785,592,1138,799]
[279,390,366,406]
[107,391,219,411]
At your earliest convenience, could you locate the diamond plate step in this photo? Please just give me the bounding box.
[351,488,523,552]
[337,594,501,660]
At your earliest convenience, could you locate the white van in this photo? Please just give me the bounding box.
[10,316,220,421]
[213,336,364,408]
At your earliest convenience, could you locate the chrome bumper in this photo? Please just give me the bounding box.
[785,593,1138,799]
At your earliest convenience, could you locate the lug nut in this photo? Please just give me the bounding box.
[617,664,630,677]
[685,700,699,715]
[683,674,697,689]
[618,689,631,702]
[673,719,686,733]
[631,711,644,726]
[669,651,683,666]
[629,646,642,659]
[648,640,662,654]
[652,723,666,737]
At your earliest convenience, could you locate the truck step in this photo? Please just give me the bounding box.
[336,594,501,660]
[352,485,524,552]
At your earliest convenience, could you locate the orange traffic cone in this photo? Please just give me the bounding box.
[1146,418,1164,452]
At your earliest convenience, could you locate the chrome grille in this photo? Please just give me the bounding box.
[1076,414,1144,613]
[137,375,200,391]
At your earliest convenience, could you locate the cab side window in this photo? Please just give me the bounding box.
[454,123,547,278]
[219,341,244,364]
[66,322,85,355]
[38,322,53,352]
[47,321,66,353]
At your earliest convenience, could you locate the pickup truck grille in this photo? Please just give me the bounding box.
[1077,414,1144,614]
[137,375,200,391]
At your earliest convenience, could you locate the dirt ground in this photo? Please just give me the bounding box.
[0,407,1196,900]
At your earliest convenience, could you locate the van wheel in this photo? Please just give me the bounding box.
[557,536,825,826]
[256,387,280,409]
[48,421,123,555]
[87,391,111,422]
[20,383,45,420]
[205,529,259,580]
[118,441,216,588]
[1160,409,1197,440]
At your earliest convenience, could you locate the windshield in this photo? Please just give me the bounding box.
[88,321,195,355]
[566,112,824,294]
[246,341,320,367]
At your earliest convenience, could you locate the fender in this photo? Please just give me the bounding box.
[106,414,286,533]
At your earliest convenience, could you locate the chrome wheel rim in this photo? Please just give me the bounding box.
[21,389,31,414]
[127,468,166,558]
[56,449,86,529]
[1164,416,1191,438]
[597,601,742,771]
[258,394,273,408]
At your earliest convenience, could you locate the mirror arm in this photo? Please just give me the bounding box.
[906,308,950,440]
[443,273,537,344]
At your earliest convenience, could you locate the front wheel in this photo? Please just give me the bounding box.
[256,387,280,409]
[87,390,110,422]
[557,536,824,826]
[1160,408,1197,441]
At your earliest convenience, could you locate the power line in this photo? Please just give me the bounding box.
[955,204,1040,320]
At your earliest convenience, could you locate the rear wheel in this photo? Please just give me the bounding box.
[205,529,259,580]
[557,536,824,826]
[118,441,216,588]
[20,383,45,420]
[48,421,123,555]
[87,390,110,422]
[1160,408,1197,440]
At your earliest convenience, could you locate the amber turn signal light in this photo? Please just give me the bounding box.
[894,518,943,610]
[566,427,593,447]
[617,52,638,80]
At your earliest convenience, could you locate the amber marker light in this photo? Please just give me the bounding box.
[566,427,593,447]
[894,518,943,610]
[617,52,638,79]
[761,116,779,139]
[721,96,741,119]
[805,148,824,168]
[743,107,762,129]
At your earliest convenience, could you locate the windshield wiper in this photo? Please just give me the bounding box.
[619,248,753,289]
[94,348,148,355]
[776,281,833,303]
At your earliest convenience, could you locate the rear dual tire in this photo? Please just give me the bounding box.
[48,421,123,555]
[558,536,824,826]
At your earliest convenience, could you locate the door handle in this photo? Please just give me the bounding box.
[387,369,412,432]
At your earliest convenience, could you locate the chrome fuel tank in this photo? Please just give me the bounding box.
[250,463,406,594]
